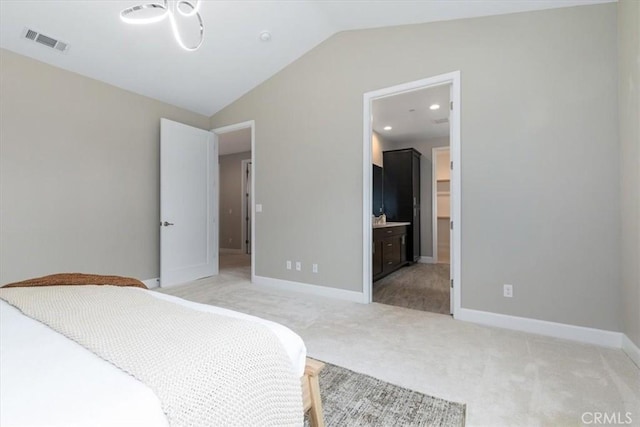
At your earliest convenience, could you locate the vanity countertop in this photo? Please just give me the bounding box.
[372,221,411,229]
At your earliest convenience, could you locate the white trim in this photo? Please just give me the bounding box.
[219,248,243,254]
[362,71,461,319]
[418,256,435,264]
[432,145,452,312]
[212,120,256,283]
[240,158,252,255]
[254,275,366,303]
[450,76,461,318]
[142,278,160,289]
[622,334,640,368]
[457,308,623,348]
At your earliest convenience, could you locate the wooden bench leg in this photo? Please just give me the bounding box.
[303,358,325,427]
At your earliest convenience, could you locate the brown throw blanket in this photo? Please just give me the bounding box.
[2,273,147,289]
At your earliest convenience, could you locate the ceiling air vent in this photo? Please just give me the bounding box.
[432,118,449,125]
[22,28,69,53]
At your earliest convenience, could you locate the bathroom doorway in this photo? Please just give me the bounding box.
[362,72,461,317]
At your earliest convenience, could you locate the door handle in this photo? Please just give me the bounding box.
[162,221,174,227]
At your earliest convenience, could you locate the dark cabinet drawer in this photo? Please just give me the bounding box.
[373,228,408,281]
[373,225,407,240]
[383,237,402,262]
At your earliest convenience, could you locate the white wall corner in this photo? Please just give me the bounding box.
[456,308,623,348]
[254,276,367,304]
[622,334,640,369]
[418,256,435,264]
[142,278,160,289]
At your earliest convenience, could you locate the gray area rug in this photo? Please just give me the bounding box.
[305,363,465,427]
[373,263,451,314]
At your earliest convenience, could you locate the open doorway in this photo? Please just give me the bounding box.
[363,72,461,317]
[213,121,255,280]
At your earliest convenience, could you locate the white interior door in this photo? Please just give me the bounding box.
[160,118,218,287]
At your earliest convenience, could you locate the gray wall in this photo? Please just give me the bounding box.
[382,137,450,259]
[219,151,251,250]
[618,0,640,348]
[211,4,621,331]
[0,49,210,284]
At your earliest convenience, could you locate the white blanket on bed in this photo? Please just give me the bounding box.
[0,286,303,427]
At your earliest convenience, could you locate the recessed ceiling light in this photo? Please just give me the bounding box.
[383,126,392,131]
[259,31,271,42]
[429,104,440,110]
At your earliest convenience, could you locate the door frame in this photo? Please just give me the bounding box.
[432,145,454,313]
[362,71,461,318]
[240,158,252,255]
[212,120,255,282]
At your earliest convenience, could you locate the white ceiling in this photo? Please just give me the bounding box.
[373,84,450,143]
[0,0,614,117]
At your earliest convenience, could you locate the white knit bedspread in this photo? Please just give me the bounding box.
[0,286,303,427]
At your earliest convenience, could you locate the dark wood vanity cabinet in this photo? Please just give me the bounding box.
[373,225,408,281]
[383,148,421,263]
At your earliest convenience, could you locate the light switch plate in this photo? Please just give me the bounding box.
[256,204,263,213]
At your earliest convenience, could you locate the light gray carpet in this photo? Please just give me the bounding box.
[305,363,465,427]
[373,263,451,314]
[157,273,640,426]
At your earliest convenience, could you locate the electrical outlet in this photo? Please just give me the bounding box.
[286,260,292,270]
[312,264,318,273]
[295,261,302,271]
[503,284,513,298]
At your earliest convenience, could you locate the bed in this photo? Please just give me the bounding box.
[0,277,325,427]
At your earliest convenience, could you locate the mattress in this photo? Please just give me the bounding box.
[0,289,306,427]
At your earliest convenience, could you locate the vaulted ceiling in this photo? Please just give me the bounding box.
[0,0,613,116]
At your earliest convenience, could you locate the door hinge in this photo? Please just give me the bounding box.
[450,221,453,230]
[450,279,454,288]
[450,101,453,111]
[450,161,453,170]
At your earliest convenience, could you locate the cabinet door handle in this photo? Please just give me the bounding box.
[387,243,393,247]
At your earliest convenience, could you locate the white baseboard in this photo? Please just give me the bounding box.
[456,308,623,348]
[254,275,366,303]
[418,256,435,264]
[220,248,244,254]
[142,278,160,289]
[622,334,640,368]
